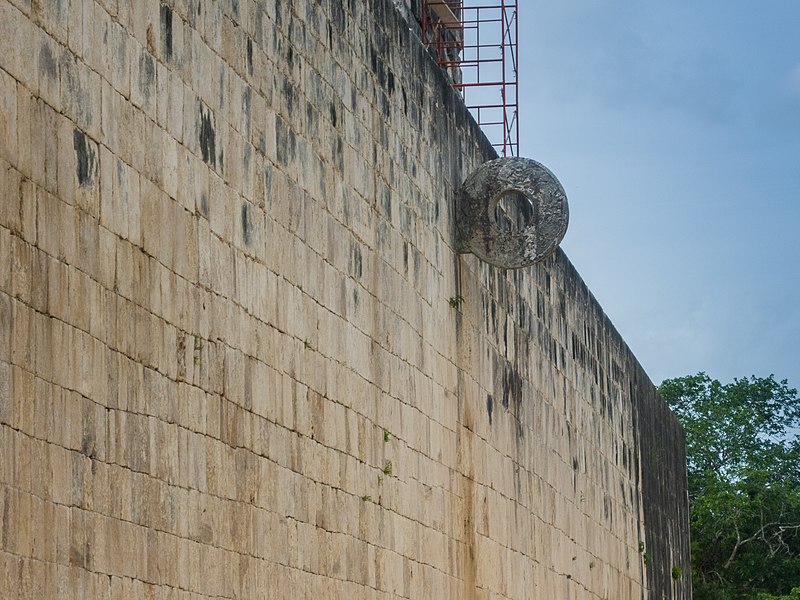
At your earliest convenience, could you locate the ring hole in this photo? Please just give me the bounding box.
[492,189,536,233]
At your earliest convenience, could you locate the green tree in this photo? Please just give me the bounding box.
[659,373,800,599]
[755,588,800,600]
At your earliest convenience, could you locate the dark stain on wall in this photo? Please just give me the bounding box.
[161,4,173,61]
[39,42,57,79]
[242,86,252,135]
[60,49,93,130]
[241,203,253,246]
[138,52,155,96]
[350,243,363,279]
[492,355,523,415]
[198,193,208,218]
[305,102,317,139]
[199,105,216,168]
[262,166,273,211]
[275,115,296,167]
[286,45,294,70]
[283,80,296,119]
[329,102,337,127]
[72,129,96,186]
[379,187,392,223]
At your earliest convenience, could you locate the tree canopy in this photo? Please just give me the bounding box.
[659,373,800,599]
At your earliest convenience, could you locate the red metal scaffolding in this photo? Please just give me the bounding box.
[421,0,519,157]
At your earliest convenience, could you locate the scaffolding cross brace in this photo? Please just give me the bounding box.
[421,0,519,157]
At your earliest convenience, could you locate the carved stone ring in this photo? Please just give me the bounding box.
[456,157,569,269]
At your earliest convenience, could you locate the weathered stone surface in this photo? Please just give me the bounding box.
[0,0,690,598]
[456,157,569,269]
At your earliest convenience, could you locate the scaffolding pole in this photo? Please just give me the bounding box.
[421,0,519,157]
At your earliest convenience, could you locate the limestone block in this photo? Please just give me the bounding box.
[95,220,117,293]
[12,489,37,559]
[266,163,289,228]
[108,21,132,99]
[16,179,37,248]
[169,202,196,280]
[156,64,185,143]
[56,121,98,218]
[139,177,169,266]
[184,151,209,219]
[10,86,43,186]
[0,3,24,85]
[58,49,101,139]
[0,162,22,238]
[0,70,17,167]
[190,35,217,111]
[206,233,232,303]
[127,0,159,52]
[136,307,159,371]
[8,274,32,366]
[220,12,243,76]
[84,3,108,75]
[142,116,166,189]
[0,361,9,426]
[131,43,157,118]
[180,84,199,156]
[31,310,54,384]
[100,79,120,156]
[65,0,86,58]
[207,171,232,240]
[115,243,134,308]
[72,329,94,400]
[194,218,212,294]
[66,267,92,334]
[165,6,186,67]
[162,133,180,201]
[224,123,245,192]
[117,99,147,178]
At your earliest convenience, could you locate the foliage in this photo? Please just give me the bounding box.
[448,295,465,309]
[659,373,800,600]
[754,588,800,600]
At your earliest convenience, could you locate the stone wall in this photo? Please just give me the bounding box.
[0,0,690,598]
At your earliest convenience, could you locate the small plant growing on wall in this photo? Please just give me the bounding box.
[448,295,465,309]
[671,566,682,580]
[383,461,393,476]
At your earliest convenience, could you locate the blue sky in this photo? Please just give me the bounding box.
[516,1,800,387]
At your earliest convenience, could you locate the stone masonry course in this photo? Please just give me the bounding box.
[0,0,690,598]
